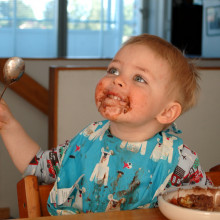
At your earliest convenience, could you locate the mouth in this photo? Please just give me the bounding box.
[97,90,131,114]
[105,90,128,102]
[107,94,122,101]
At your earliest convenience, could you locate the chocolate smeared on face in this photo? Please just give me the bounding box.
[96,89,131,117]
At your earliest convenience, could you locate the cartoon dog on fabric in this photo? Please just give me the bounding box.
[105,194,126,212]
[90,147,113,186]
[72,184,86,210]
[150,133,178,163]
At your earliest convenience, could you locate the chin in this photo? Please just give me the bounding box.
[100,113,120,121]
[99,111,129,123]
[97,103,132,121]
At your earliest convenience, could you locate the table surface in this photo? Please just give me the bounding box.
[18,208,168,220]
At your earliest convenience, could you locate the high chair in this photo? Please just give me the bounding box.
[209,164,220,172]
[206,171,220,186]
[17,175,54,218]
[17,172,220,218]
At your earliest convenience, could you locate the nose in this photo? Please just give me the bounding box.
[113,76,125,87]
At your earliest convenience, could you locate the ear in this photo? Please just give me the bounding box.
[156,102,182,125]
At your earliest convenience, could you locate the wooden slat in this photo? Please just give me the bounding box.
[198,66,220,70]
[210,164,220,172]
[39,183,54,216]
[17,176,53,218]
[48,67,59,149]
[0,59,49,115]
[17,176,41,218]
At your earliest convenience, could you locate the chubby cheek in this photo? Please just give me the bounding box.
[131,90,148,107]
[129,92,149,115]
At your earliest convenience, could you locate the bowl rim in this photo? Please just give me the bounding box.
[158,188,220,217]
[158,195,220,216]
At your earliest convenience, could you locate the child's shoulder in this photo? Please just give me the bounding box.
[181,144,197,157]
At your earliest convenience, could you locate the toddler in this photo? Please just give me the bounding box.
[0,34,211,215]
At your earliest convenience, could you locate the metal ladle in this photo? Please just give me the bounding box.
[0,57,25,100]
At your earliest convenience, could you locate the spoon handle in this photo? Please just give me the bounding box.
[0,84,9,100]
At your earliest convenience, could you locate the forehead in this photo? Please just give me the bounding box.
[115,44,164,64]
[114,44,172,76]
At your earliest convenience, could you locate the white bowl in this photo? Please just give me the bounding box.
[158,187,220,220]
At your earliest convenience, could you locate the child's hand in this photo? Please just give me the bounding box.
[0,99,15,132]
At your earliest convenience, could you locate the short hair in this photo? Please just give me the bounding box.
[122,34,200,114]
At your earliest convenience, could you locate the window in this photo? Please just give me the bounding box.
[0,0,57,58]
[0,0,141,58]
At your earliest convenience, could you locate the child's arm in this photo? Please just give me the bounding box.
[0,100,40,173]
[24,141,69,184]
[166,145,212,188]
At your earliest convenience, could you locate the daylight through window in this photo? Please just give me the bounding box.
[0,0,141,58]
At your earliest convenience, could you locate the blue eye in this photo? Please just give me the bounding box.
[107,68,119,76]
[134,75,146,83]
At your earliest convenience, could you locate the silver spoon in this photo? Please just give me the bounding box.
[0,57,25,100]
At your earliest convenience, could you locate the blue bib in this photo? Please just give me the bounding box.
[48,120,183,215]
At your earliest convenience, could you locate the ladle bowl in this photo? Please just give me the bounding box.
[0,57,25,100]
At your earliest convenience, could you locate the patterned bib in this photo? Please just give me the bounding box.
[48,120,183,215]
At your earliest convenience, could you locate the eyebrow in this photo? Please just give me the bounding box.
[134,65,149,74]
[110,59,121,65]
[110,59,152,79]
[111,59,148,72]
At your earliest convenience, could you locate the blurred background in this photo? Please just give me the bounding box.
[0,0,219,59]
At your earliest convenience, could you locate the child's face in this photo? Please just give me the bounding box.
[95,44,173,128]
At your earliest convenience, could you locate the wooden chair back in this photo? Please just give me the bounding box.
[209,164,220,172]
[17,175,54,218]
[206,171,220,186]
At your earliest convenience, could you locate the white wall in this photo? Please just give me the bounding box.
[176,69,220,170]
